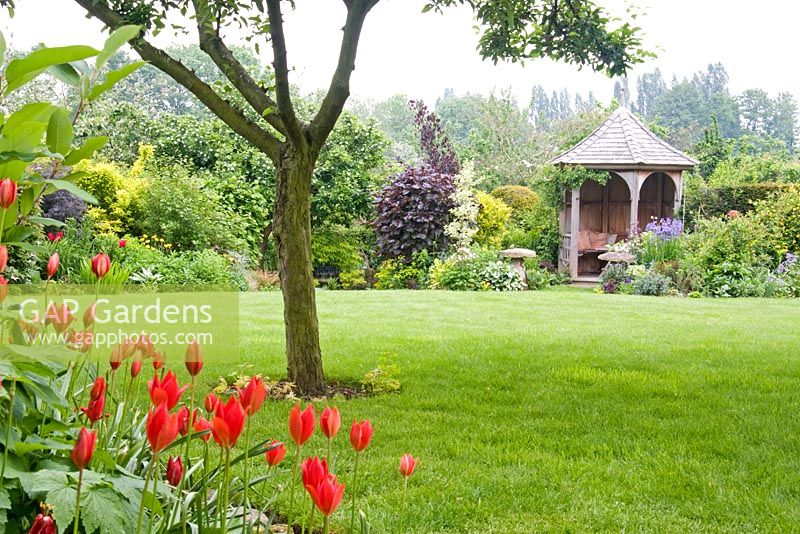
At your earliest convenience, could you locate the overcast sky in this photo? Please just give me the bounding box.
[1,0,797,107]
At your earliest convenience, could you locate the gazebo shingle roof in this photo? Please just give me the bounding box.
[551,107,698,169]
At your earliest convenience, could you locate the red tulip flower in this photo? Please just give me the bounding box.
[349,420,374,452]
[80,397,105,423]
[146,403,180,453]
[237,375,267,416]
[301,456,329,488]
[46,252,59,280]
[320,406,341,439]
[46,231,63,242]
[166,456,183,486]
[70,427,96,470]
[184,340,203,377]
[211,396,246,449]
[151,351,164,370]
[118,239,127,248]
[109,346,123,371]
[29,512,57,534]
[399,454,417,478]
[45,302,74,334]
[177,406,191,437]
[130,355,142,378]
[289,402,315,447]
[193,411,212,442]
[265,440,287,467]
[148,370,187,409]
[90,252,110,279]
[204,392,219,413]
[0,178,17,209]
[83,301,96,328]
[0,245,7,272]
[306,474,346,517]
[89,377,106,400]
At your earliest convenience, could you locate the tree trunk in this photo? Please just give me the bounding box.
[258,222,273,271]
[273,147,325,395]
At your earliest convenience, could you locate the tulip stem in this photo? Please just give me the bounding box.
[1,378,15,482]
[200,440,209,529]
[137,453,157,534]
[73,468,84,534]
[177,376,196,534]
[302,490,314,534]
[323,515,330,534]
[221,447,232,534]
[242,414,251,530]
[288,443,301,528]
[349,452,360,534]
[400,476,408,532]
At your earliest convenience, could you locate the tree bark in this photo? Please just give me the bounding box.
[273,146,325,395]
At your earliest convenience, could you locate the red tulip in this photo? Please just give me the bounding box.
[349,420,374,452]
[28,512,56,534]
[137,335,155,356]
[151,351,164,370]
[90,252,110,279]
[320,406,341,439]
[46,252,59,280]
[46,231,63,242]
[148,370,187,409]
[399,453,417,478]
[211,396,246,449]
[118,239,127,248]
[80,396,105,423]
[45,302,74,334]
[289,403,315,446]
[166,456,183,486]
[71,427,96,470]
[121,339,137,359]
[204,392,219,413]
[0,276,8,303]
[0,178,17,209]
[146,403,180,453]
[177,406,191,437]
[193,411,212,442]
[109,346,123,371]
[83,301,96,328]
[301,456,329,488]
[184,340,203,377]
[237,375,266,416]
[130,355,142,378]
[305,474,345,517]
[89,377,106,400]
[265,440,287,467]
[0,245,7,272]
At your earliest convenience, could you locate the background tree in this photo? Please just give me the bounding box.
[14,0,650,394]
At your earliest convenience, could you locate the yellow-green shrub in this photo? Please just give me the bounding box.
[490,185,539,213]
[475,191,511,248]
[74,160,123,208]
[753,187,800,261]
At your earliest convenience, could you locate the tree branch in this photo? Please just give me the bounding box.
[191,0,286,137]
[309,0,378,151]
[72,0,283,161]
[265,0,305,147]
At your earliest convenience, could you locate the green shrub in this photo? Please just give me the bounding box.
[481,260,523,291]
[503,204,560,264]
[633,271,672,296]
[312,226,365,273]
[475,191,511,248]
[490,185,540,214]
[753,187,800,262]
[430,250,522,291]
[375,251,431,289]
[157,249,246,289]
[137,165,248,252]
[682,179,797,226]
[338,269,368,290]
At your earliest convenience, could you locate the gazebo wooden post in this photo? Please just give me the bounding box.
[570,187,580,279]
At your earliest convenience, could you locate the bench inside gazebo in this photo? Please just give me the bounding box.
[550,107,697,282]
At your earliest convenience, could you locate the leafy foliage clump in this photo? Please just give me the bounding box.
[475,192,511,248]
[374,166,455,259]
[490,185,540,213]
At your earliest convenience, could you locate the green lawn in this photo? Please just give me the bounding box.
[207,288,800,533]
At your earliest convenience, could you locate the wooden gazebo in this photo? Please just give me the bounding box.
[550,107,697,281]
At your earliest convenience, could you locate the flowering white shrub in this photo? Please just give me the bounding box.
[445,161,479,256]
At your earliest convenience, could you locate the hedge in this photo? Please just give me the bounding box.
[683,182,799,227]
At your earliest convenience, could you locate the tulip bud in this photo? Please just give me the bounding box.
[118,239,127,248]
[399,453,417,478]
[0,178,17,209]
[71,427,97,470]
[193,410,212,442]
[46,252,59,280]
[265,440,287,467]
[28,512,56,534]
[83,301,96,328]
[0,245,7,272]
[166,456,183,486]
[204,392,219,413]
[90,252,110,279]
[109,345,123,371]
[349,419,374,452]
[184,340,203,377]
[177,406,191,436]
[131,355,143,378]
[320,406,341,439]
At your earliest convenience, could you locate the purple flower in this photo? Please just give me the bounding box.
[645,217,683,241]
[776,252,798,274]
